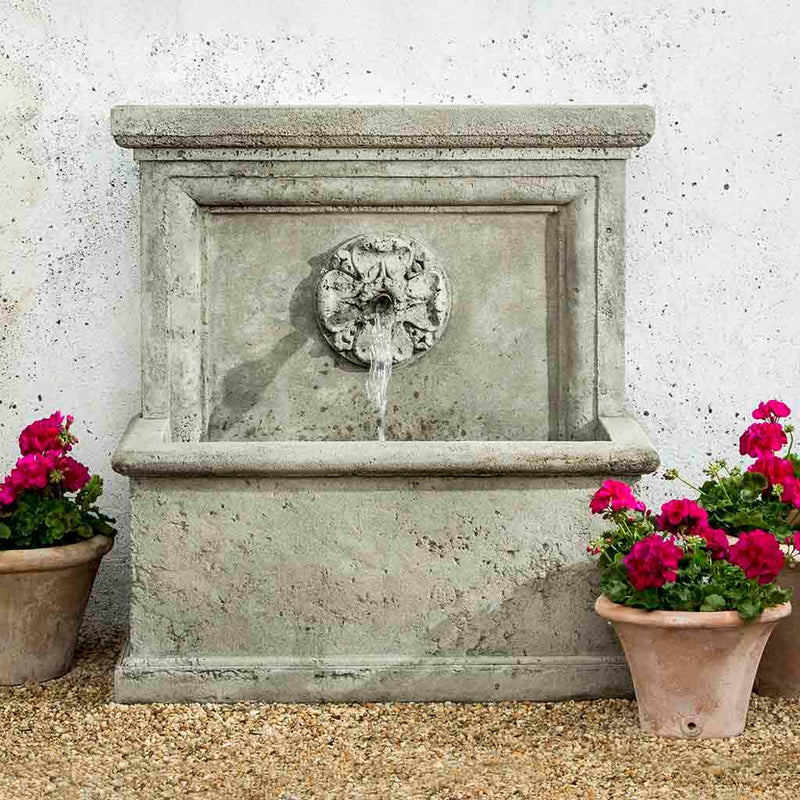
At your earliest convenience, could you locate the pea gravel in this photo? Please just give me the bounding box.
[2,629,800,799]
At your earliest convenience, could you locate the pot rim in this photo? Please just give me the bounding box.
[0,535,113,575]
[595,594,792,628]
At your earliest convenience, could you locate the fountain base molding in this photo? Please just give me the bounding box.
[111,104,658,703]
[118,656,632,704]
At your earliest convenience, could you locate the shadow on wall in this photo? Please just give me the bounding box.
[206,252,333,440]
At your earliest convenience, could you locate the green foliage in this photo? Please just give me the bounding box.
[698,459,800,541]
[0,477,116,550]
[592,510,791,621]
[599,541,791,621]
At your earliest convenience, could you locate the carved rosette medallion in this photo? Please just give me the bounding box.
[314,234,451,367]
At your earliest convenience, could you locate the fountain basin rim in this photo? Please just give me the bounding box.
[112,416,659,478]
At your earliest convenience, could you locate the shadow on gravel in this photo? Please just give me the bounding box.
[0,625,126,705]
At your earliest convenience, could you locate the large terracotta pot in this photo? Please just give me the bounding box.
[0,536,113,685]
[595,595,791,738]
[756,564,800,697]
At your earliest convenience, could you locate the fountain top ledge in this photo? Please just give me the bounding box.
[111,104,655,152]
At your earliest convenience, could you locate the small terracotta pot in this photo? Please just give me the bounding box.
[0,536,113,685]
[756,565,800,697]
[595,595,791,738]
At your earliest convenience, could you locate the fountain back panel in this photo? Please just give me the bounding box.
[111,105,659,703]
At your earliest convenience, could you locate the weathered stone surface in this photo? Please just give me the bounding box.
[126,474,609,660]
[116,655,632,704]
[114,413,654,701]
[113,416,659,477]
[203,200,553,442]
[112,104,658,702]
[111,105,655,150]
[132,155,622,443]
[115,467,632,702]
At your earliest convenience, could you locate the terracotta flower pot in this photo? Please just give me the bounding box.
[0,536,113,685]
[756,565,800,697]
[595,594,791,738]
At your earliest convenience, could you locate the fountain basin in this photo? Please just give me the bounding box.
[113,415,656,702]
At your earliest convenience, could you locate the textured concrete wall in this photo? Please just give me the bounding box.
[1,1,799,632]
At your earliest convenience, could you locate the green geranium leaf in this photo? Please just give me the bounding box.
[601,577,629,604]
[76,475,104,509]
[730,510,767,528]
[701,593,726,611]
[736,600,761,621]
[89,518,116,537]
[742,471,768,492]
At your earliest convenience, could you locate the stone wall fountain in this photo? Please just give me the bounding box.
[111,105,658,702]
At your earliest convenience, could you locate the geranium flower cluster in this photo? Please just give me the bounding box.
[0,412,90,506]
[739,400,800,507]
[589,479,786,595]
[728,530,787,585]
[654,498,730,560]
[586,399,800,617]
[623,535,682,591]
[589,479,645,514]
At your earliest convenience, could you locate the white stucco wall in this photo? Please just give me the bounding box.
[1,0,799,631]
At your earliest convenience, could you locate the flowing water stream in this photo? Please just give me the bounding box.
[366,302,394,441]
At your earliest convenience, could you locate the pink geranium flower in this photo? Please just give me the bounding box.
[0,417,92,506]
[748,454,796,488]
[18,411,77,456]
[697,527,730,560]
[53,455,91,493]
[739,422,787,458]
[0,476,17,506]
[589,479,646,515]
[782,478,800,509]
[655,498,709,535]
[623,535,683,591]
[752,400,792,421]
[8,451,59,492]
[728,530,786,585]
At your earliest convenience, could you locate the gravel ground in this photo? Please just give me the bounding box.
[2,629,800,799]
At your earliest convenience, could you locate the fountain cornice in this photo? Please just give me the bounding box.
[111,104,655,152]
